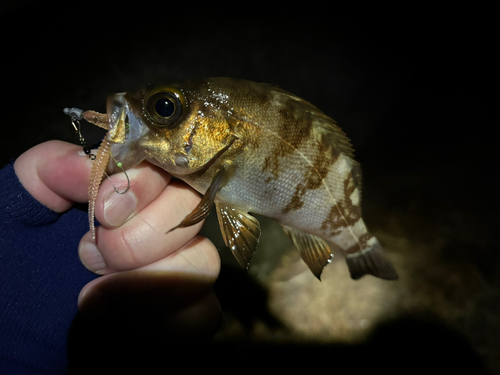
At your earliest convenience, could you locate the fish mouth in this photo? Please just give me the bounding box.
[105,93,147,144]
[104,93,149,167]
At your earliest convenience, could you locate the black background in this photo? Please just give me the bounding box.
[1,2,496,373]
[1,4,494,220]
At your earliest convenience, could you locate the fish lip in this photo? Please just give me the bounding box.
[106,93,126,128]
[105,93,127,143]
[105,92,147,146]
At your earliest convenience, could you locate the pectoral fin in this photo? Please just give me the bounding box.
[216,203,261,269]
[171,163,234,230]
[281,225,333,280]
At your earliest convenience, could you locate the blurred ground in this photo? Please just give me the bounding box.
[1,3,496,374]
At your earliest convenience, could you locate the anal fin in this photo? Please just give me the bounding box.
[281,225,333,280]
[216,203,261,269]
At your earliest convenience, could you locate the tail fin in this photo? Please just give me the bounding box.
[345,240,398,280]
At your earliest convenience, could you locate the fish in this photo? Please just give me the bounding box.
[71,77,398,281]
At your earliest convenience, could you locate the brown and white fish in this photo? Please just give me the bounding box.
[71,77,398,281]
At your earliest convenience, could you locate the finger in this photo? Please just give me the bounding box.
[79,180,204,273]
[78,160,170,273]
[79,235,221,299]
[78,236,221,340]
[140,235,221,279]
[14,140,93,212]
[94,161,171,229]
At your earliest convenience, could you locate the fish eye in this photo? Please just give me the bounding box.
[144,88,184,127]
[155,97,175,118]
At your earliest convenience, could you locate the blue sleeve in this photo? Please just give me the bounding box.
[0,162,97,374]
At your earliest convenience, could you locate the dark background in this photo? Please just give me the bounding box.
[1,2,496,373]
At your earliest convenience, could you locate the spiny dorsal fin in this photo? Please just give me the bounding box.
[216,203,261,269]
[281,225,333,280]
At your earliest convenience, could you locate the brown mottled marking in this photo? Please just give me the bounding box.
[261,99,315,181]
[244,84,273,108]
[320,171,361,236]
[228,116,261,151]
[344,232,374,255]
[277,99,313,152]
[304,133,340,190]
[321,204,344,234]
[262,154,280,179]
[283,183,307,213]
[282,134,340,214]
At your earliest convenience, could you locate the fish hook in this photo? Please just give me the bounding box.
[109,151,130,195]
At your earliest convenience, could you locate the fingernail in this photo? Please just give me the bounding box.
[103,190,138,226]
[79,241,107,273]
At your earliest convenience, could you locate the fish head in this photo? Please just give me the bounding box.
[104,83,236,175]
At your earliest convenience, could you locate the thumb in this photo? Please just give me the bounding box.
[14,140,92,213]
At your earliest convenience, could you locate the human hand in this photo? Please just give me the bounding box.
[14,140,221,340]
